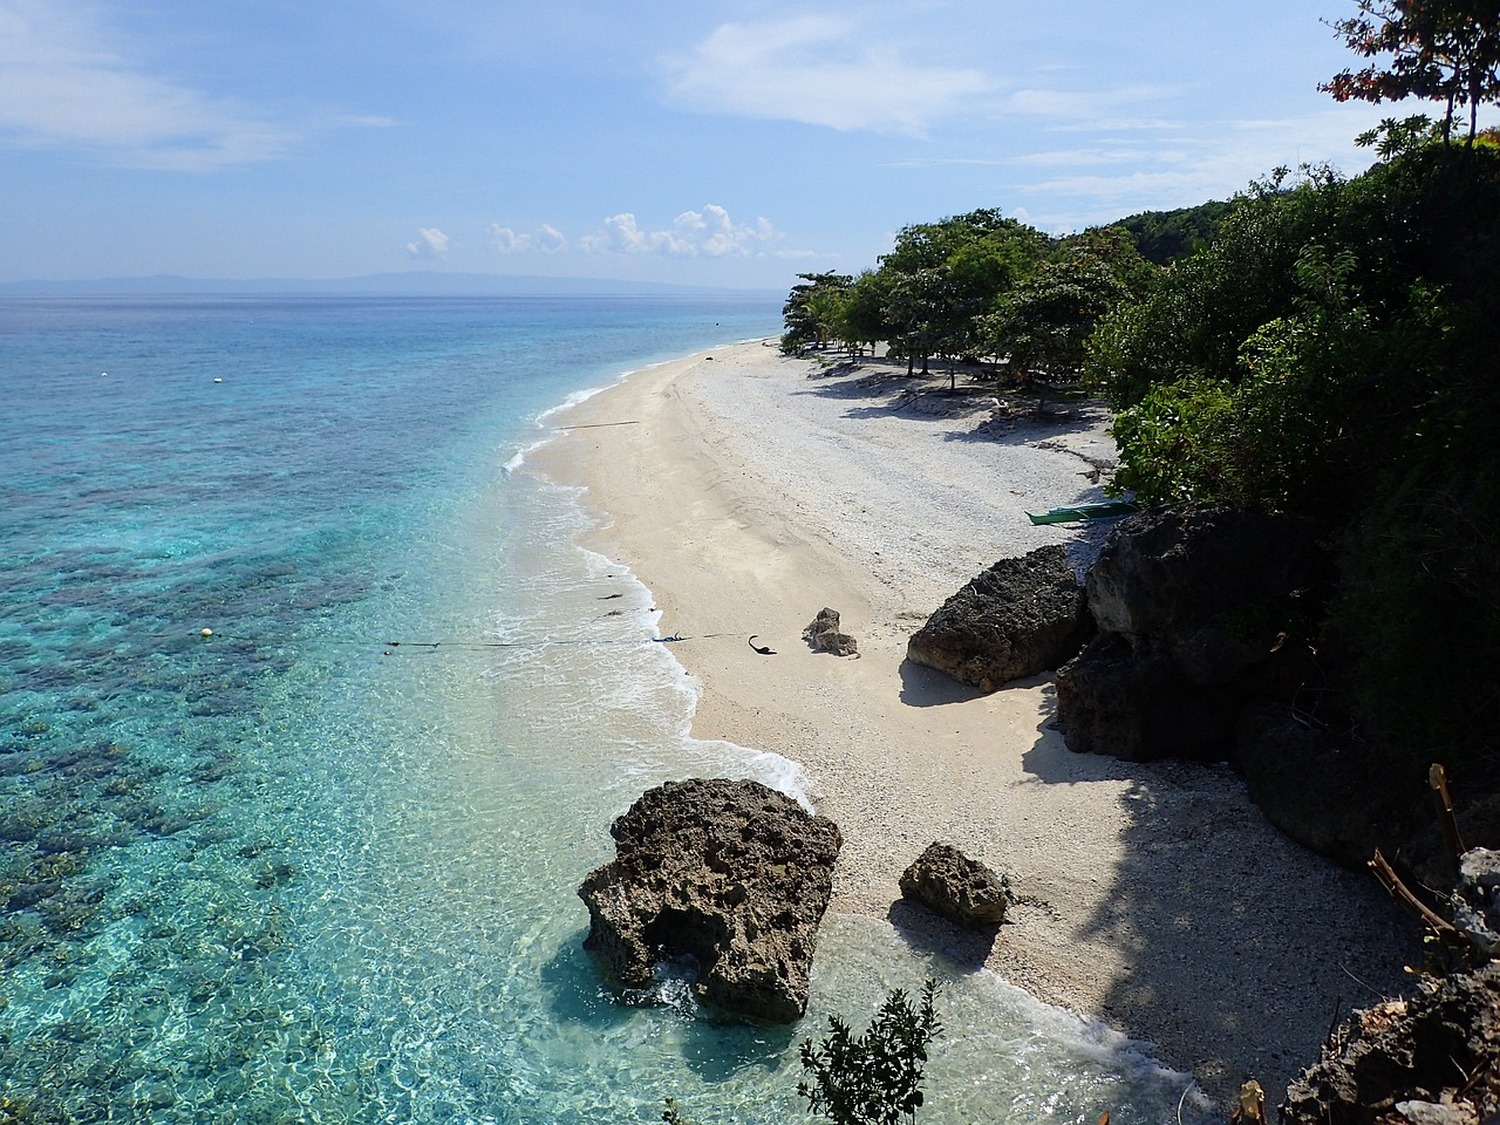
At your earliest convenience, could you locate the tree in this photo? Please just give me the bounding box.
[797,981,944,1125]
[980,227,1158,386]
[782,273,853,355]
[1322,0,1500,142]
[1116,200,1236,265]
[874,211,1049,373]
[837,271,893,356]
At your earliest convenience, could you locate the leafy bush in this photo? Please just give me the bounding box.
[797,980,944,1125]
[1095,141,1500,774]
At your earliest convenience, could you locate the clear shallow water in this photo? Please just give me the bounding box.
[0,295,1202,1122]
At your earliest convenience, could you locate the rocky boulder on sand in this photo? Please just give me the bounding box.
[905,545,1092,692]
[805,607,859,657]
[899,842,1012,928]
[1056,505,1329,762]
[577,777,842,1023]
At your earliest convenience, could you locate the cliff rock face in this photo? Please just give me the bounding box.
[1055,505,1328,762]
[906,546,1092,692]
[577,778,842,1023]
[1281,961,1500,1125]
[899,842,1011,928]
[1453,848,1500,958]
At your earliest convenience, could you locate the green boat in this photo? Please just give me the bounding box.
[1026,500,1139,525]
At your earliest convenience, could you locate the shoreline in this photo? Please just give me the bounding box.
[532,339,1415,1103]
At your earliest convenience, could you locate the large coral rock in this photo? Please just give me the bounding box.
[906,546,1091,692]
[1086,505,1326,683]
[1053,633,1240,761]
[1281,962,1500,1124]
[1056,505,1329,761]
[577,778,842,1023]
[1232,701,1398,866]
[899,842,1011,928]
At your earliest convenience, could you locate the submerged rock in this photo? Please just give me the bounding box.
[905,546,1091,692]
[899,842,1011,928]
[577,777,842,1023]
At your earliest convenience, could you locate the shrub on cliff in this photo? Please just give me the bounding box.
[1089,139,1500,778]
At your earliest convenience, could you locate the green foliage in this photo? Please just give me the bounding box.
[1356,112,1446,157]
[839,271,892,354]
[1116,200,1236,265]
[782,272,853,355]
[980,227,1158,384]
[1334,462,1500,763]
[1109,375,1238,505]
[797,980,944,1125]
[1097,140,1500,771]
[873,210,1050,371]
[1321,0,1500,142]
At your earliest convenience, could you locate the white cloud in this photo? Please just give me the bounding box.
[488,222,569,253]
[535,223,568,252]
[1001,106,1400,227]
[406,228,450,259]
[579,205,777,257]
[1005,85,1181,127]
[663,16,989,137]
[0,0,297,170]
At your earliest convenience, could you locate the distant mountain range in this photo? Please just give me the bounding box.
[0,272,781,299]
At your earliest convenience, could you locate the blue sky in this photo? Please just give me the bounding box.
[0,0,1455,289]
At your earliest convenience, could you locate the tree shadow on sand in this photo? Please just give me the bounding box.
[1016,683,1419,1102]
[940,399,1114,447]
[794,358,1002,423]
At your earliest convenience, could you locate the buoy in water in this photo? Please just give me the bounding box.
[200,628,214,637]
[213,377,223,383]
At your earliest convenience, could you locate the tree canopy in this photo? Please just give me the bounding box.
[1088,142,1500,764]
[1116,200,1236,265]
[779,211,1151,383]
[1322,0,1500,141]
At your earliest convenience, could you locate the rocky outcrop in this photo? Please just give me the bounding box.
[577,777,842,1023]
[1232,701,1401,867]
[1453,848,1500,958]
[899,842,1011,928]
[805,607,858,657]
[1055,505,1329,762]
[905,546,1091,692]
[1053,633,1240,761]
[1281,961,1500,1125]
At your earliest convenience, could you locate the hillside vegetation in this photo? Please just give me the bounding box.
[783,127,1500,810]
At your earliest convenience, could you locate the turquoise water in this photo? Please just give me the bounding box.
[0,295,1200,1122]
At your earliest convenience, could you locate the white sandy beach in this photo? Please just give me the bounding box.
[535,339,1416,1104]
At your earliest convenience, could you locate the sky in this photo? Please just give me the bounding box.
[0,0,1472,290]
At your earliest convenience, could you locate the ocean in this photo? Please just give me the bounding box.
[0,294,1201,1123]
